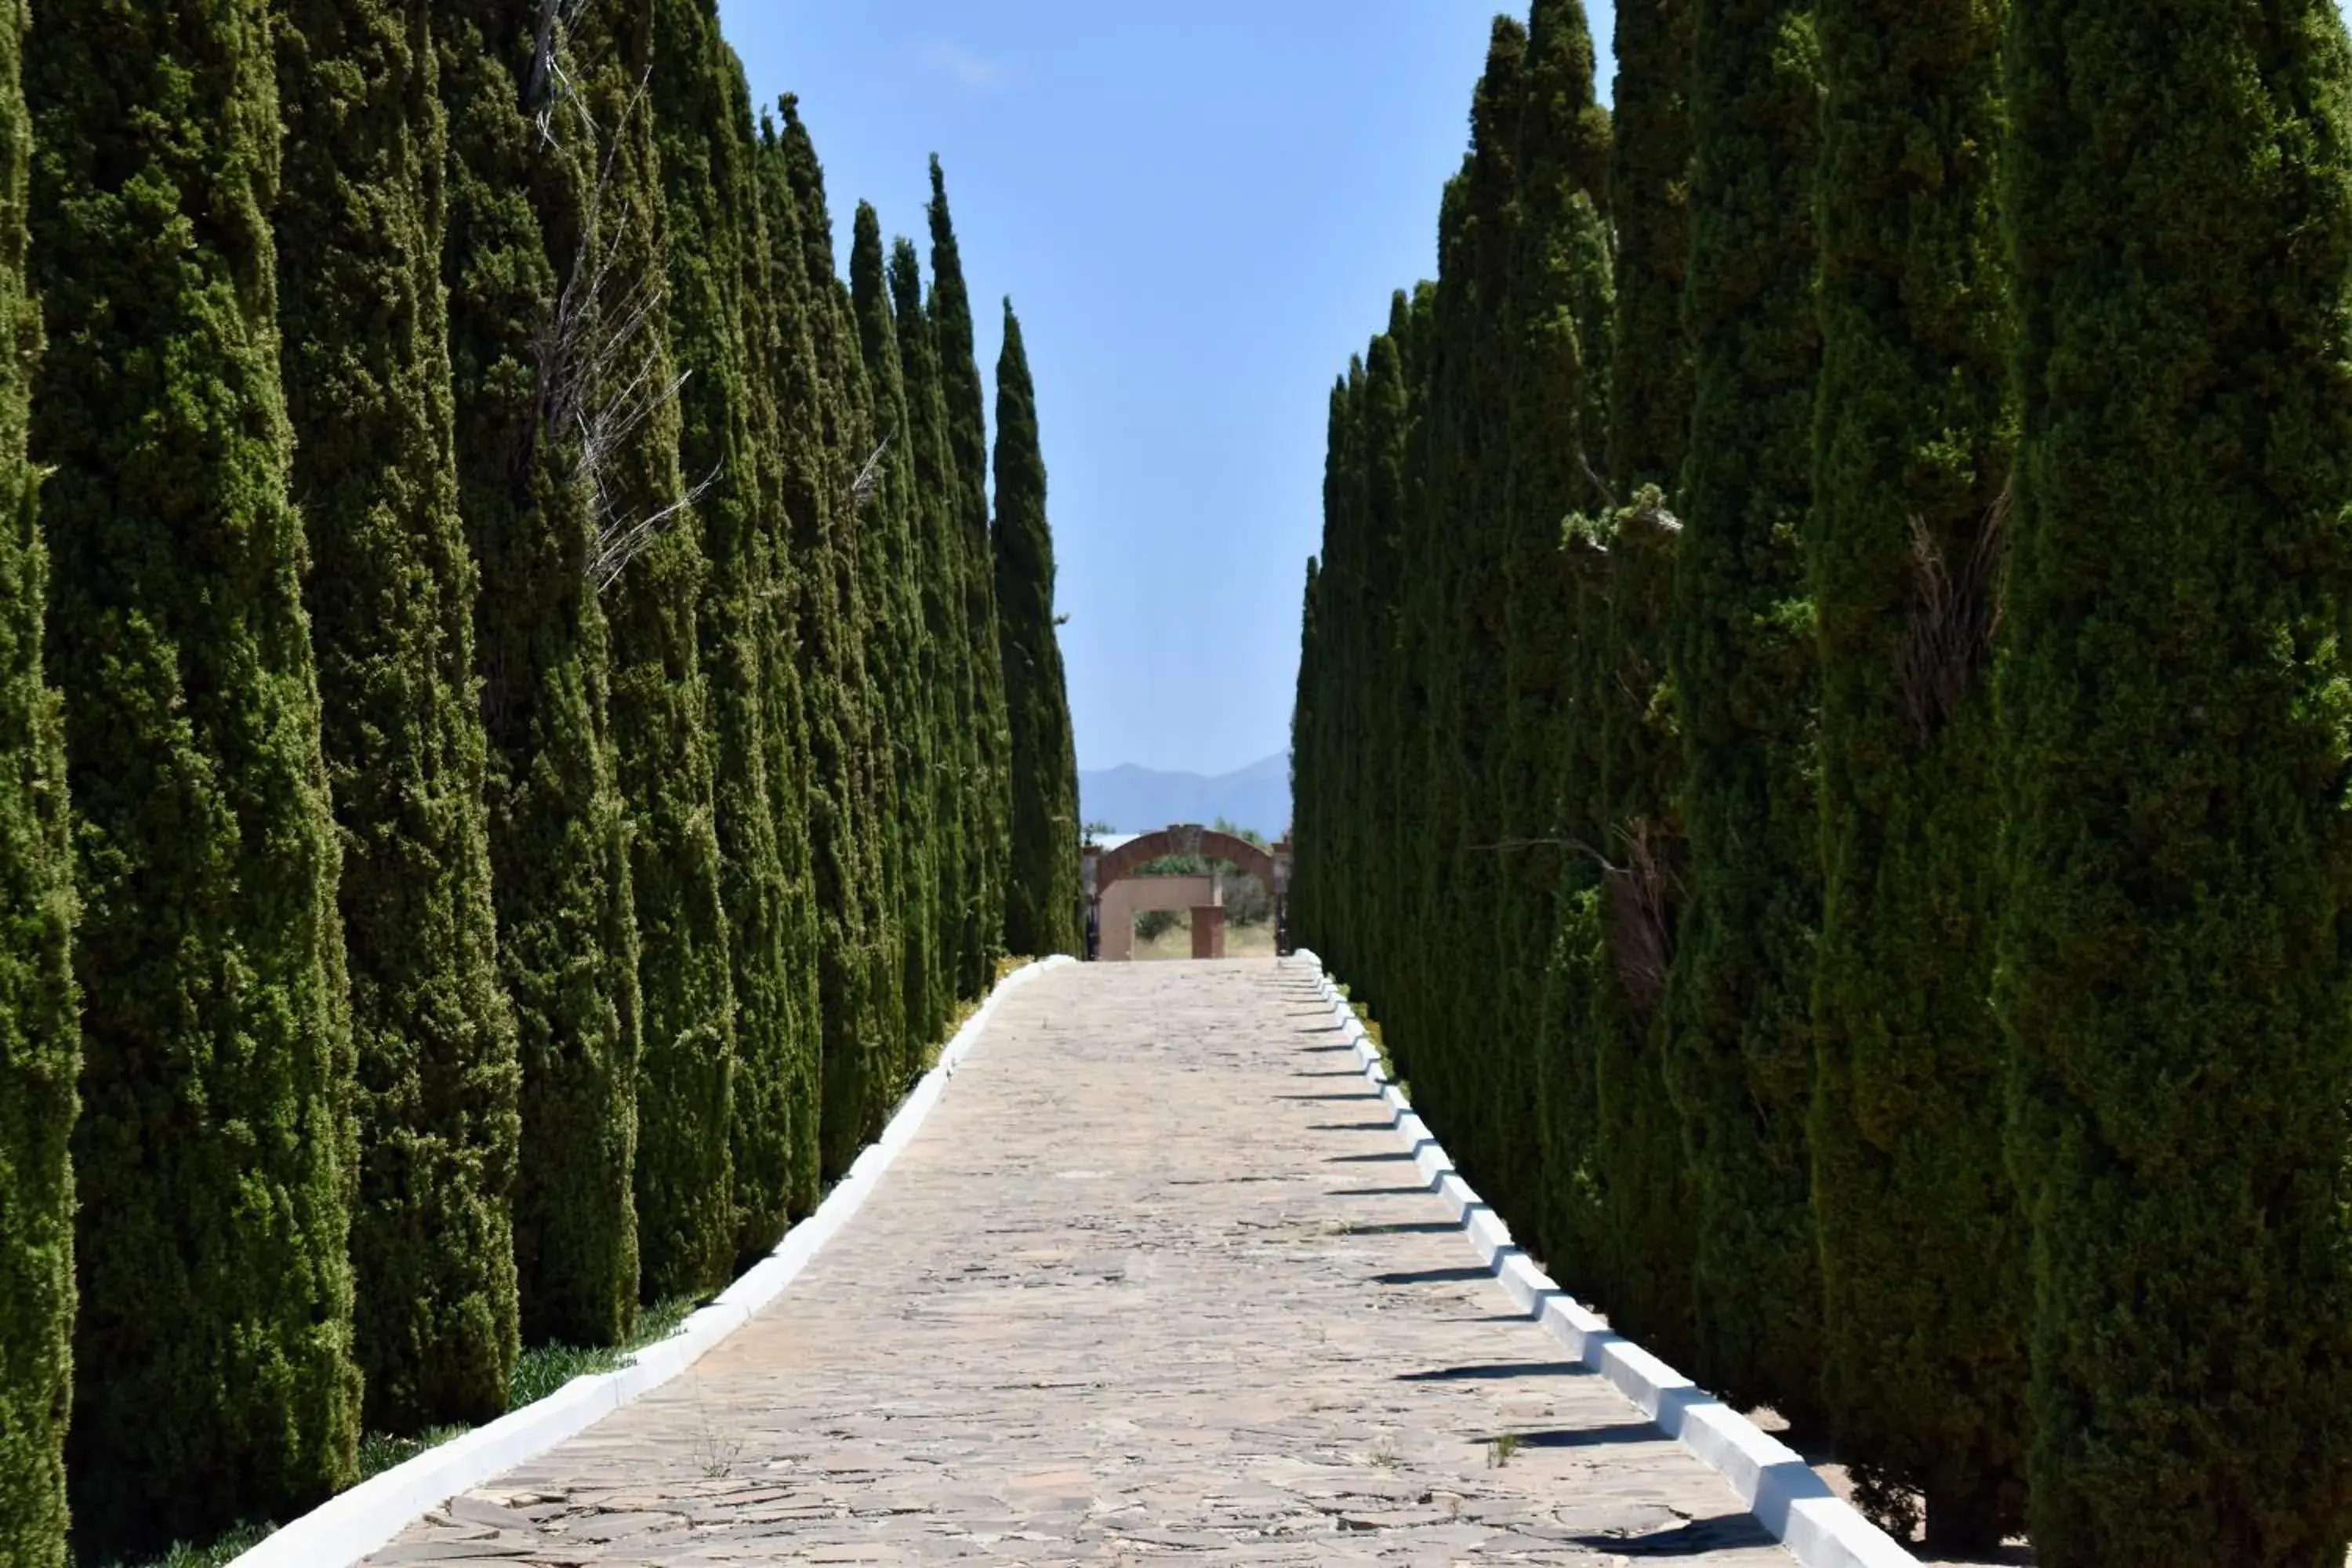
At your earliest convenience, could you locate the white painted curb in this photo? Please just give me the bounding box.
[1290,951,1918,1568]
[232,955,1080,1568]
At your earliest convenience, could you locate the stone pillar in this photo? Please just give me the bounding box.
[1271,838,1293,956]
[1191,906,1226,960]
[1080,844,1101,962]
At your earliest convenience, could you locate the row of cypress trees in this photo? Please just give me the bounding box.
[1291,0,2352,1562]
[0,1,1081,1561]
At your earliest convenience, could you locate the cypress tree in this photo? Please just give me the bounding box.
[1607,0,1696,495]
[831,259,916,1105]
[441,0,641,1349]
[1562,0,1712,1382]
[1417,20,1526,1196]
[1998,2,2352,1560]
[0,0,72,1553]
[579,0,738,1307]
[1301,361,1362,976]
[1382,281,1443,1084]
[994,300,1083,959]
[852,201,950,1053]
[1580,0,1701,1382]
[928,158,1014,989]
[1330,354,1381,982]
[775,104,898,1174]
[1293,554,1323,939]
[749,105,828,1218]
[1664,0,1825,1429]
[1498,0,1614,1270]
[29,0,361,1544]
[804,228,913,1106]
[1353,301,1416,1015]
[646,0,792,1299]
[891,233,982,1036]
[712,84,815,1263]
[1807,0,2021,1544]
[275,0,521,1434]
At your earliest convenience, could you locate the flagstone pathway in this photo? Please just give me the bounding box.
[365,957,1797,1566]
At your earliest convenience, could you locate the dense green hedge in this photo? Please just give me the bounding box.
[0,3,1064,1557]
[31,0,362,1549]
[1998,1,2352,1561]
[1807,0,2022,1545]
[278,0,522,1436]
[1294,2,2352,1559]
[1666,0,1826,1429]
[442,0,642,1357]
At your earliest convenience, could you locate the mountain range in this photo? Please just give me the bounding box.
[1079,753,1291,841]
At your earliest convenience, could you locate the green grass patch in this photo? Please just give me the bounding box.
[509,1294,701,1410]
[356,1424,470,1483]
[96,1522,274,1568]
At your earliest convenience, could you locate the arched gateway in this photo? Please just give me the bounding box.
[1080,824,1292,961]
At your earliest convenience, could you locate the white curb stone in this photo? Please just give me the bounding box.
[230,955,1079,1568]
[1296,953,1918,1568]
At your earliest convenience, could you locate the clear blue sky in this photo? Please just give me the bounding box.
[720,2,1605,776]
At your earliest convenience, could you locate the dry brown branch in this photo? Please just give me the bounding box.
[1599,817,1676,1015]
[1897,480,2009,739]
[591,462,720,592]
[843,434,893,515]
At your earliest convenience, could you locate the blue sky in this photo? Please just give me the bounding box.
[720,3,1584,775]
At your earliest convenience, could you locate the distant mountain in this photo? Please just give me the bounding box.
[1080,753,1291,841]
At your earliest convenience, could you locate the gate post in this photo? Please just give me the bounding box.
[1272,837,1293,957]
[1080,842,1101,962]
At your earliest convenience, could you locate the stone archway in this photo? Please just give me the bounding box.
[1080,825,1292,961]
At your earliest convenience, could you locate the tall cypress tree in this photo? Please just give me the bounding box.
[831,245,924,1088]
[749,104,828,1219]
[1998,2,2352,1561]
[1418,20,1526,1196]
[717,85,816,1265]
[580,0,737,1307]
[647,0,795,1300]
[30,0,361,1545]
[775,103,898,1175]
[890,232,982,1037]
[1498,0,1614,1270]
[1302,360,1363,978]
[1580,0,1701,1381]
[1664,0,1825,1429]
[1383,281,1443,1084]
[1808,0,2021,1544]
[275,0,521,1434]
[852,201,949,1053]
[1353,299,1416,1016]
[928,158,1013,989]
[826,244,915,1111]
[994,300,1082,959]
[441,0,641,1350]
[0,0,72,1555]
[1293,552,1324,938]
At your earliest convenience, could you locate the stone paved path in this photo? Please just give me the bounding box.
[367,958,1795,1566]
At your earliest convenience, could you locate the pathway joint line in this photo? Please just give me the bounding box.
[1298,954,1921,1568]
[227,955,1079,1568]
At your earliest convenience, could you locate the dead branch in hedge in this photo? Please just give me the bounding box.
[1898,479,2009,739]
